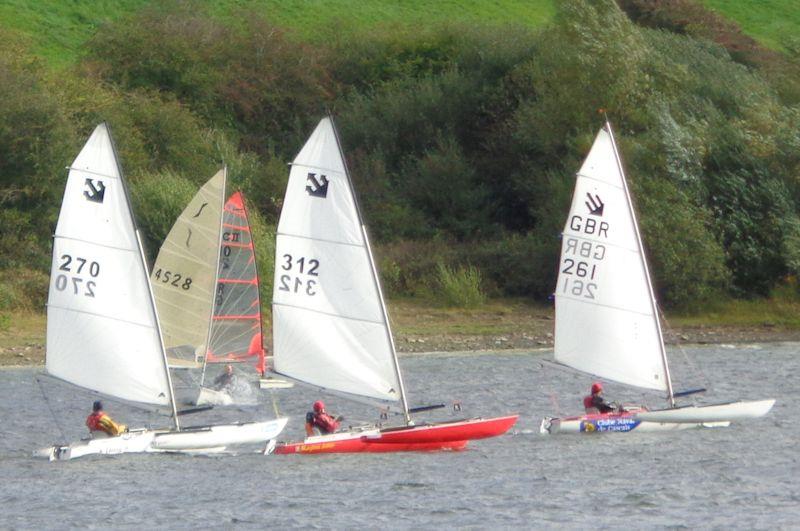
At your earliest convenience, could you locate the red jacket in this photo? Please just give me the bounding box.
[308,411,340,434]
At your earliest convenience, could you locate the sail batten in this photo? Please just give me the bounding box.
[554,126,667,392]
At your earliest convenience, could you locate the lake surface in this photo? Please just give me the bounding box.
[1,344,797,529]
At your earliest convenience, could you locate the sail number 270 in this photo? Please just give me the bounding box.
[279,254,319,296]
[55,254,100,297]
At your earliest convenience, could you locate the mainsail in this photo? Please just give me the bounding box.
[554,126,668,391]
[46,123,174,406]
[272,117,403,403]
[152,169,226,364]
[205,192,266,374]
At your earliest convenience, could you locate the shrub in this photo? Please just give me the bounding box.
[434,262,486,308]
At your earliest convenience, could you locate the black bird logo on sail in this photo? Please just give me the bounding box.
[83,178,106,204]
[585,193,604,216]
[305,173,329,198]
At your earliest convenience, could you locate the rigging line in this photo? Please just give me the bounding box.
[36,375,68,442]
[658,307,712,397]
[268,387,281,419]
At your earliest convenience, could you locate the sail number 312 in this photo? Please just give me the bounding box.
[279,254,319,296]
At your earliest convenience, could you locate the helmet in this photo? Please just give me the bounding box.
[93,400,103,412]
[313,400,325,413]
[591,382,603,394]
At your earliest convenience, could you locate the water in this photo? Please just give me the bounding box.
[1,344,798,529]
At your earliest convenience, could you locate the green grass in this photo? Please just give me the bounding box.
[0,0,154,67]
[700,0,800,51]
[670,294,800,329]
[0,0,555,68]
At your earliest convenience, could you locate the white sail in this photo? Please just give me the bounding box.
[152,169,225,359]
[272,117,402,402]
[46,123,172,406]
[554,127,667,391]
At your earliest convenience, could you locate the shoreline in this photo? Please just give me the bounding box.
[4,322,800,368]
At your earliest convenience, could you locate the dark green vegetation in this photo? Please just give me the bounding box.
[1,0,800,318]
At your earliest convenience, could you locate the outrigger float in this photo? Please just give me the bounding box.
[269,116,518,454]
[540,118,774,435]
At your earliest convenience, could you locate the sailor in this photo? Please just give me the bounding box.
[213,364,236,391]
[305,400,343,436]
[85,400,127,437]
[583,382,617,414]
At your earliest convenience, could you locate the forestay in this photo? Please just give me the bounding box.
[152,169,226,361]
[46,123,172,406]
[206,192,266,373]
[272,117,402,402]
[554,127,667,391]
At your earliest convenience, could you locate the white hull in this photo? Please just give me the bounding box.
[38,418,288,461]
[540,414,729,435]
[633,399,775,423]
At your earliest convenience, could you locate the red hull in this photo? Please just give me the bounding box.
[274,415,518,455]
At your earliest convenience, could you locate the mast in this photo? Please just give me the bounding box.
[328,114,412,424]
[200,166,228,387]
[603,116,676,407]
[107,122,181,428]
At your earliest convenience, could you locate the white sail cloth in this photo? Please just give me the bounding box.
[554,128,667,391]
[272,117,401,402]
[46,123,172,405]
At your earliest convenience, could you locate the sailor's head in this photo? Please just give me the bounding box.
[225,364,234,375]
[93,400,103,412]
[313,400,325,413]
[591,382,603,395]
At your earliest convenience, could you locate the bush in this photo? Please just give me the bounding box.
[128,170,198,259]
[0,268,49,311]
[434,262,486,308]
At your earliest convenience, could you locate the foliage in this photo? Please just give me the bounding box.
[434,262,486,308]
[1,0,800,312]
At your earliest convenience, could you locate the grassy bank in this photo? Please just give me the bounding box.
[5,294,800,367]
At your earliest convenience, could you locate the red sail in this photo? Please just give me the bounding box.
[205,192,266,374]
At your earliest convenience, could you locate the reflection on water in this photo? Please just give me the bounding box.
[1,343,798,528]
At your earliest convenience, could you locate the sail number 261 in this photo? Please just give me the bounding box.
[279,254,319,296]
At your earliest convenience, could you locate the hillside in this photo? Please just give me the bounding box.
[2,0,800,322]
[701,0,800,51]
[0,0,556,68]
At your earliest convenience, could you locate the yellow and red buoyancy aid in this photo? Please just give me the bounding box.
[85,411,127,436]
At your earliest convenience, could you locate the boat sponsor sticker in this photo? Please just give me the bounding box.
[580,417,640,433]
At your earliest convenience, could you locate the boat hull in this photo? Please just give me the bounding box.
[540,410,729,435]
[633,399,775,423]
[274,415,518,454]
[38,418,288,461]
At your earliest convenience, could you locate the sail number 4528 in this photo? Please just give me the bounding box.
[279,254,319,296]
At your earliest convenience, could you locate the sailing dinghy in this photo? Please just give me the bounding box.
[540,119,774,435]
[152,170,289,406]
[39,124,287,460]
[270,116,517,454]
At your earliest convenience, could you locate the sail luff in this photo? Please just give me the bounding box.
[603,118,675,405]
[328,115,412,423]
[200,167,227,387]
[106,122,180,427]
